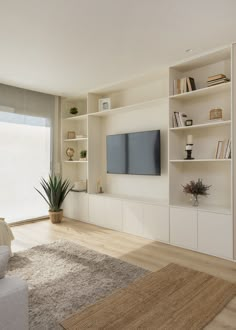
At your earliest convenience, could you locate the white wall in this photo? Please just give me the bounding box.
[100,101,169,201]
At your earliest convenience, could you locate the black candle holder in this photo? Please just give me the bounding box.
[185,144,194,160]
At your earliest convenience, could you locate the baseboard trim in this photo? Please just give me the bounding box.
[9,216,49,227]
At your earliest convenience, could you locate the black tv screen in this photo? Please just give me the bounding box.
[106,130,161,175]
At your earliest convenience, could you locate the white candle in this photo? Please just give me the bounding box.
[187,135,193,144]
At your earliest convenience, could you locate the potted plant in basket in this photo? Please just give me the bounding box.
[35,174,73,223]
[182,179,211,207]
[70,107,78,115]
[80,150,87,161]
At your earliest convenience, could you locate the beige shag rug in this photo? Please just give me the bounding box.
[7,240,148,330]
[61,263,236,330]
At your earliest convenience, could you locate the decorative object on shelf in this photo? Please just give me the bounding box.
[80,150,87,160]
[173,77,196,95]
[182,179,211,207]
[97,178,104,193]
[73,180,87,192]
[0,218,14,257]
[215,139,231,159]
[173,112,187,127]
[207,74,230,87]
[185,119,193,126]
[185,135,194,160]
[209,107,223,121]
[66,147,75,161]
[70,107,78,115]
[67,131,76,139]
[35,175,73,223]
[98,98,111,111]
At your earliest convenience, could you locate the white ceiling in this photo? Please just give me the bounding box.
[0,0,236,97]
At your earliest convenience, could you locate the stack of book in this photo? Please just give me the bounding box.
[207,74,230,87]
[215,139,231,159]
[173,77,196,95]
[172,112,187,127]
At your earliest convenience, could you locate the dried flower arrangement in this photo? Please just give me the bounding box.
[182,179,211,206]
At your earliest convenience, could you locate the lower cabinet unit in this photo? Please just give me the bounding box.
[198,211,233,259]
[86,194,233,260]
[142,204,169,242]
[170,207,198,250]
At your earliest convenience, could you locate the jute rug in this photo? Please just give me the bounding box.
[61,263,236,330]
[7,240,148,330]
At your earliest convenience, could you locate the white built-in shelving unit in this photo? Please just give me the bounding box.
[61,98,88,190]
[169,46,232,213]
[61,44,236,261]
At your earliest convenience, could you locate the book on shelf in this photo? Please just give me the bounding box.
[207,78,230,87]
[172,112,187,127]
[173,77,196,95]
[207,73,230,87]
[208,74,226,82]
[215,139,231,159]
[224,139,231,159]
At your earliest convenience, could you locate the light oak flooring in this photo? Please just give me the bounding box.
[11,218,236,329]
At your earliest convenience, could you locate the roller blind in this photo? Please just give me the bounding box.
[0,84,56,223]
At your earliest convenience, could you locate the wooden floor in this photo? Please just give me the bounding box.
[11,218,236,329]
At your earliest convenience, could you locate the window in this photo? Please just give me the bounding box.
[0,85,55,223]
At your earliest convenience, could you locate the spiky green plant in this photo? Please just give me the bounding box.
[35,175,73,212]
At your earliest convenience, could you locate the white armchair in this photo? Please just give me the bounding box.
[0,246,29,330]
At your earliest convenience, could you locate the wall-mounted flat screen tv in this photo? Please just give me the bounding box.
[106,130,161,175]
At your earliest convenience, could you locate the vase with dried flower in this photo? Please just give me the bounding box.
[182,179,211,206]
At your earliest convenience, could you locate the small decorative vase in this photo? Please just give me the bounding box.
[192,195,199,207]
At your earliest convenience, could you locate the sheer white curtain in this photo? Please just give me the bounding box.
[0,84,55,223]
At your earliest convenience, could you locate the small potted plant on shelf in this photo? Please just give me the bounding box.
[80,150,87,161]
[70,107,78,115]
[182,178,211,207]
[35,174,73,223]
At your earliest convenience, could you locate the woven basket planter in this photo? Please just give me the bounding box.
[49,210,63,224]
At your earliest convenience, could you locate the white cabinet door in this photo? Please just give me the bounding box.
[104,198,123,232]
[123,201,143,237]
[63,192,89,222]
[170,207,197,250]
[88,195,106,227]
[63,191,75,219]
[143,204,169,242]
[76,193,89,222]
[198,211,233,259]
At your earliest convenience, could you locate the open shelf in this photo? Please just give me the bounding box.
[170,202,231,215]
[88,97,168,117]
[64,137,88,142]
[170,159,231,163]
[169,82,231,101]
[90,193,169,206]
[170,120,231,131]
[64,160,88,163]
[64,114,88,121]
